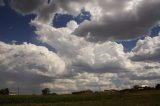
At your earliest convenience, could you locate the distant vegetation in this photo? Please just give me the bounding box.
[0,84,160,96]
[0,90,160,106]
[41,84,160,95]
[0,88,9,95]
[42,88,56,95]
[155,84,160,90]
[42,88,51,95]
[0,84,160,106]
[72,89,93,95]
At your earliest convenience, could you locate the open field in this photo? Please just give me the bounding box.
[0,90,160,106]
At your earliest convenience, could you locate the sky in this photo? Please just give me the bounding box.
[0,0,160,94]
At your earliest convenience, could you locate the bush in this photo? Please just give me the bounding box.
[42,88,50,95]
[0,88,9,95]
[155,84,160,90]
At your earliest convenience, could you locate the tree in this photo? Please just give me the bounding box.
[42,88,50,95]
[155,84,160,90]
[133,85,140,90]
[0,88,9,95]
[4,88,9,95]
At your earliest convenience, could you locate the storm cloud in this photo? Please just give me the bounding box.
[74,0,160,41]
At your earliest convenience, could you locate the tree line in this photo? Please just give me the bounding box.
[0,84,160,95]
[41,84,160,95]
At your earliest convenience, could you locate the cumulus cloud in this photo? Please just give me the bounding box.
[1,0,160,93]
[10,0,86,24]
[30,18,160,92]
[41,72,130,93]
[74,0,160,41]
[0,42,65,94]
[130,35,160,62]
[31,20,134,73]
[67,20,78,31]
[34,0,88,24]
[10,0,48,15]
[10,0,160,41]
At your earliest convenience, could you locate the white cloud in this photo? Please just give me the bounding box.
[130,35,160,62]
[67,20,78,31]
[0,41,65,76]
[2,0,160,93]
[41,72,124,93]
[30,19,160,92]
[31,20,134,73]
[11,0,160,41]
[0,41,65,94]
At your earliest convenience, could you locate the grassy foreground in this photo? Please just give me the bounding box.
[0,90,160,106]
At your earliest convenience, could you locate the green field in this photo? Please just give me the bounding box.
[0,90,160,106]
